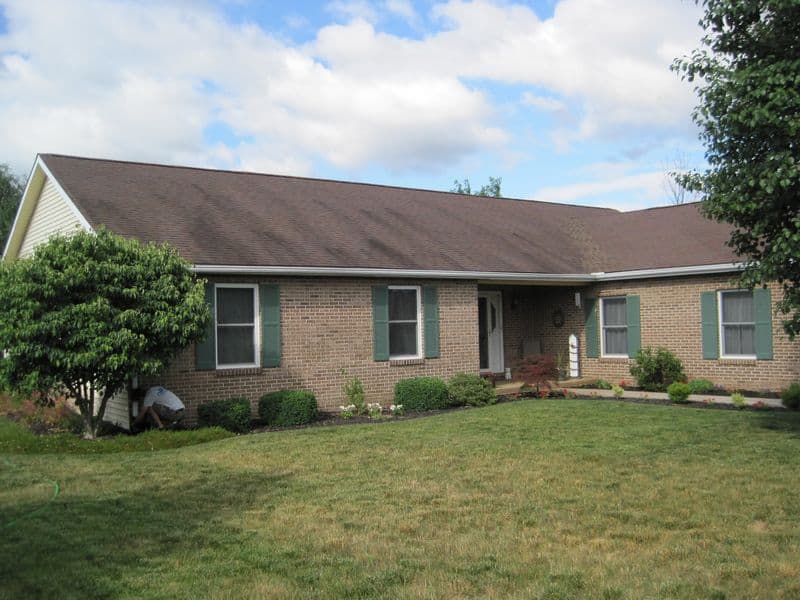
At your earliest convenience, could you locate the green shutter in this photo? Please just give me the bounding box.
[584,297,599,358]
[195,282,216,370]
[754,288,773,360]
[260,284,281,368]
[372,286,389,361]
[626,295,641,358]
[423,286,440,358]
[700,291,719,359]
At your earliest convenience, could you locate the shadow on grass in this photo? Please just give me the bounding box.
[751,409,800,436]
[0,468,292,598]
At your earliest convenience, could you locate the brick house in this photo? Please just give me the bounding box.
[4,154,798,427]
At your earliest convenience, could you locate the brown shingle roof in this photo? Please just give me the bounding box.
[40,154,736,274]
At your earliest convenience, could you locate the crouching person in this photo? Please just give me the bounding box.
[132,386,185,432]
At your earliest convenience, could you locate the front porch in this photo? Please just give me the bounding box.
[477,284,588,379]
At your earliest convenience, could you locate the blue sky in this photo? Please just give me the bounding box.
[0,0,707,210]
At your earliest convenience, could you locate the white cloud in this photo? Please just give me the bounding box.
[325,1,379,23]
[532,168,665,211]
[384,0,418,24]
[0,0,702,182]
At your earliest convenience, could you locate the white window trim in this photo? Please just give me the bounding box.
[388,285,423,360]
[600,296,628,358]
[718,289,757,360]
[215,283,260,369]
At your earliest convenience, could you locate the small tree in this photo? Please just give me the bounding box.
[516,354,558,393]
[451,176,503,197]
[0,229,209,438]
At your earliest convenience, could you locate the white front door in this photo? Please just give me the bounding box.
[478,291,504,373]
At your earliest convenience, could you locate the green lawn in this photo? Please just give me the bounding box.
[1,400,799,599]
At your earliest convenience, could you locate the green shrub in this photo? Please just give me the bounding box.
[611,384,624,399]
[258,391,284,424]
[259,390,318,426]
[731,392,746,409]
[596,379,613,390]
[629,347,686,392]
[197,397,251,433]
[688,379,715,394]
[448,373,497,407]
[343,376,366,415]
[394,377,449,411]
[667,382,691,404]
[780,383,800,410]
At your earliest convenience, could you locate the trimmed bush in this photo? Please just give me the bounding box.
[258,392,283,424]
[688,379,715,394]
[394,377,449,412]
[259,390,318,426]
[448,373,497,407]
[780,383,800,410]
[197,397,251,433]
[667,382,691,404]
[629,347,686,392]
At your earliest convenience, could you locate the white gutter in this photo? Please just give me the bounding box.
[192,262,740,282]
[592,263,740,281]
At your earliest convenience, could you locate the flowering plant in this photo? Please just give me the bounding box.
[338,404,356,419]
[389,404,405,416]
[366,402,383,418]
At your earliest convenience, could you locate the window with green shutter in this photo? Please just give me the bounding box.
[716,288,772,360]
[195,282,281,370]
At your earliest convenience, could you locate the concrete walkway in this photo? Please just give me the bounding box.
[494,380,783,408]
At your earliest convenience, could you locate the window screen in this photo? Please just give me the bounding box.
[216,286,257,366]
[388,288,419,358]
[602,297,628,356]
[720,291,755,356]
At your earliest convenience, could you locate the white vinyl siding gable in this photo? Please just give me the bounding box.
[18,177,84,257]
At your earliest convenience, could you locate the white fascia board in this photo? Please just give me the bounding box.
[592,263,741,281]
[192,262,742,282]
[192,265,595,283]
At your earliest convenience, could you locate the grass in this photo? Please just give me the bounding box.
[0,417,234,454]
[1,400,799,599]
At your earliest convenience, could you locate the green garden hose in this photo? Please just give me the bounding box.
[0,456,60,529]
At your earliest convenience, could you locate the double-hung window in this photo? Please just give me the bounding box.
[601,297,627,357]
[388,286,421,359]
[215,284,259,368]
[719,290,756,358]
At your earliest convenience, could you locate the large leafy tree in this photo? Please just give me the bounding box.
[674,0,800,336]
[0,164,24,250]
[450,176,503,197]
[0,229,209,437]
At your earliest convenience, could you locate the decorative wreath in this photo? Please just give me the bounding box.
[551,308,565,328]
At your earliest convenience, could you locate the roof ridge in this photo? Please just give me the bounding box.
[40,153,620,213]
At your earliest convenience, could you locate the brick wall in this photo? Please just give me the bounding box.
[530,275,799,391]
[142,277,479,423]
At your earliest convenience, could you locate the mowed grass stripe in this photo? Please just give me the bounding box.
[1,400,799,599]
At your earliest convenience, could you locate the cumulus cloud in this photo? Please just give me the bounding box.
[0,0,702,182]
[532,166,665,211]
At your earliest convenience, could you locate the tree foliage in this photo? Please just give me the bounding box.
[0,229,209,437]
[673,0,800,337]
[450,176,502,197]
[0,164,24,250]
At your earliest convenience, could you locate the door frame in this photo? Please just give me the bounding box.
[478,291,505,373]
